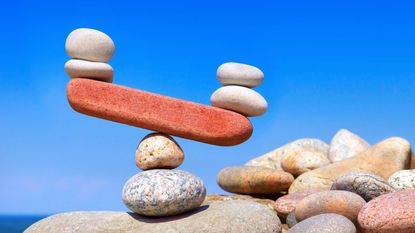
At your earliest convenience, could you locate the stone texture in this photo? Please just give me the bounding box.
[203,194,276,211]
[388,169,415,190]
[289,137,411,193]
[331,172,395,201]
[25,200,282,233]
[245,139,329,171]
[329,129,370,162]
[287,214,356,233]
[135,133,184,170]
[210,85,267,116]
[65,28,115,62]
[281,150,330,176]
[122,169,206,216]
[67,78,253,146]
[217,166,294,194]
[216,62,264,88]
[358,189,415,233]
[295,190,366,223]
[64,59,113,82]
[274,191,317,218]
[286,211,298,228]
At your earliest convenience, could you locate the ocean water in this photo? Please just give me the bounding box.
[0,215,48,233]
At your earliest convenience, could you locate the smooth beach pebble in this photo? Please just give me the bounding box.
[329,129,370,162]
[274,191,317,218]
[388,169,415,190]
[331,172,395,201]
[216,62,264,88]
[64,59,113,82]
[295,190,366,223]
[135,133,184,170]
[217,166,294,195]
[65,28,115,62]
[281,150,330,176]
[358,189,415,233]
[122,169,206,216]
[210,85,267,116]
[287,213,356,233]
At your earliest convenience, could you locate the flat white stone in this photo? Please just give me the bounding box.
[217,62,264,88]
[65,28,115,62]
[210,85,267,117]
[64,59,113,83]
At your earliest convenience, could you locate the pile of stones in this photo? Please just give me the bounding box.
[217,128,415,233]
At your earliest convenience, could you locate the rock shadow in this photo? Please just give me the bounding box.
[127,204,210,223]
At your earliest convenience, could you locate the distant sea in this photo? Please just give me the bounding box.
[0,215,49,233]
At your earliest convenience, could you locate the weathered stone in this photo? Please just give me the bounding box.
[286,211,298,228]
[25,200,282,233]
[122,170,206,216]
[295,190,366,223]
[331,172,395,201]
[329,129,370,162]
[358,189,415,233]
[216,62,264,88]
[281,150,330,176]
[203,194,276,211]
[245,139,329,172]
[210,85,268,117]
[135,133,184,170]
[388,169,415,190]
[274,191,317,218]
[289,137,411,193]
[217,166,294,194]
[67,78,253,146]
[287,214,356,233]
[64,59,114,82]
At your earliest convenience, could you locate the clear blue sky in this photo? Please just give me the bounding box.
[1,0,414,214]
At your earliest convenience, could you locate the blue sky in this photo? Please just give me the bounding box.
[0,0,414,214]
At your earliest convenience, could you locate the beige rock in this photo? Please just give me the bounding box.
[281,150,330,176]
[411,154,415,169]
[216,62,264,88]
[245,139,329,171]
[210,85,267,116]
[135,133,184,170]
[65,28,115,62]
[203,194,276,211]
[289,137,411,193]
[329,129,370,162]
[64,59,113,82]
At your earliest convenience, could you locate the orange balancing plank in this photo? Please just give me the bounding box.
[67,79,253,146]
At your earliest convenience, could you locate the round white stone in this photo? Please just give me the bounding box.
[217,62,264,88]
[388,169,415,190]
[65,28,115,62]
[64,59,113,83]
[210,85,267,116]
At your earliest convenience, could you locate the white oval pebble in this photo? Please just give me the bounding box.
[388,169,415,190]
[217,62,264,88]
[64,59,113,83]
[210,85,267,116]
[65,28,115,62]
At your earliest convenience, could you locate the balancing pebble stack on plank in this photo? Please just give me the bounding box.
[62,28,268,218]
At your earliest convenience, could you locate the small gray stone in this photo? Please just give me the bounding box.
[388,169,415,190]
[216,62,264,88]
[331,172,395,201]
[286,211,298,228]
[64,59,113,82]
[287,213,356,233]
[25,200,282,233]
[122,169,206,216]
[210,85,267,116]
[65,28,115,62]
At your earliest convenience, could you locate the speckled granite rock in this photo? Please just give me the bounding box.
[274,191,317,218]
[217,166,294,194]
[295,190,366,223]
[135,133,184,170]
[388,169,415,190]
[331,172,395,201]
[203,194,277,211]
[122,169,206,216]
[245,139,329,171]
[289,137,411,193]
[287,214,356,233]
[358,189,415,233]
[329,129,370,162]
[25,200,282,233]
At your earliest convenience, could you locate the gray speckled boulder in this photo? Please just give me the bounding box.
[287,213,356,233]
[25,200,282,233]
[122,169,206,216]
[331,172,395,201]
[388,169,415,190]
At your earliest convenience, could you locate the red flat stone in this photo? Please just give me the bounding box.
[67,79,253,146]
